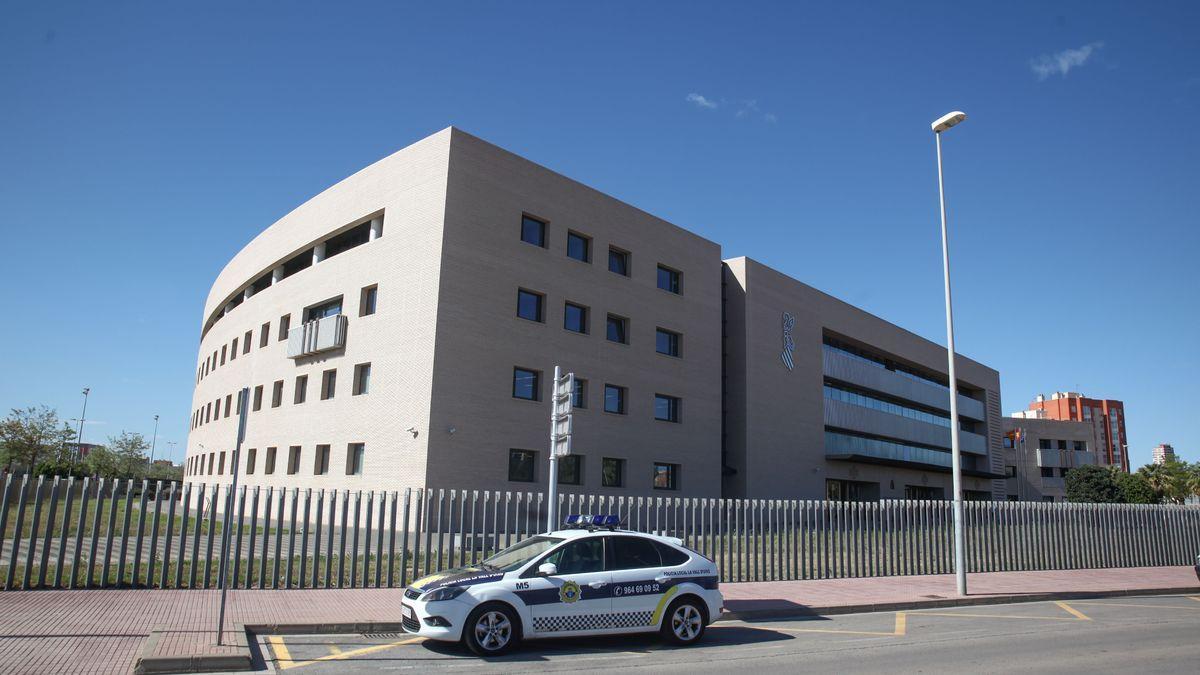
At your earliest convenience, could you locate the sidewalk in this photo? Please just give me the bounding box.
[0,566,1196,674]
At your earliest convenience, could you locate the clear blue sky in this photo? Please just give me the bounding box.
[1,2,1197,468]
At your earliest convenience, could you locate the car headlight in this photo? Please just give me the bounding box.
[423,586,467,602]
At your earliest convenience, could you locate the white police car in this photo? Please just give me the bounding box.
[400,515,723,655]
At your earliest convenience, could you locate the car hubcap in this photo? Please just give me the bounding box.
[475,611,511,650]
[672,605,702,641]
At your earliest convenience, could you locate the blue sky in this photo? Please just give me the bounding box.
[1,1,1197,468]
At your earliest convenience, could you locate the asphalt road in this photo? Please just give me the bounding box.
[263,593,1200,674]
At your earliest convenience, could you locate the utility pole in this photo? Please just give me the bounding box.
[75,388,91,460]
[148,415,160,467]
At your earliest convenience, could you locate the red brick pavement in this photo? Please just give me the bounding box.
[0,567,1196,674]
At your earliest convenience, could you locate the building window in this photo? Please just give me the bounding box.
[220,345,227,365]
[360,285,378,316]
[655,328,681,357]
[207,452,214,475]
[294,375,308,404]
[564,302,589,334]
[278,314,291,340]
[1005,465,1017,478]
[230,338,238,360]
[218,451,226,475]
[265,447,277,474]
[602,457,624,487]
[657,265,680,294]
[566,231,591,262]
[271,380,283,408]
[516,289,544,322]
[653,462,679,490]
[558,455,582,485]
[1003,436,1014,449]
[508,449,537,482]
[608,247,630,276]
[606,314,628,344]
[253,385,263,412]
[346,443,365,475]
[521,215,546,247]
[224,394,232,417]
[513,367,541,401]
[287,446,301,475]
[246,448,256,475]
[1040,467,1054,478]
[320,369,337,400]
[353,363,371,396]
[654,394,681,423]
[1073,441,1086,452]
[304,297,343,323]
[604,384,626,414]
[243,330,252,354]
[572,378,587,408]
[260,322,270,347]
[314,444,330,475]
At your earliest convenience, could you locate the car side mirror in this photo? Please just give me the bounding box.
[537,562,558,577]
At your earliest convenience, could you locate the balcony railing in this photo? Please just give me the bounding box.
[287,314,347,358]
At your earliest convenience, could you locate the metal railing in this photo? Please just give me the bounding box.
[1,474,1198,590]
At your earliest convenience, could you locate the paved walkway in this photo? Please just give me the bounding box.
[0,566,1195,674]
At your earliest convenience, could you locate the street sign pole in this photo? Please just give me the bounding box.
[216,386,249,646]
[547,366,574,533]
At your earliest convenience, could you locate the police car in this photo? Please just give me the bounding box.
[400,515,724,655]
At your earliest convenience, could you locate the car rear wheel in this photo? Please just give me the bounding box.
[463,603,520,656]
[660,596,707,645]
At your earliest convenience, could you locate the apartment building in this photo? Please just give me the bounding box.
[1152,444,1176,465]
[1025,392,1129,471]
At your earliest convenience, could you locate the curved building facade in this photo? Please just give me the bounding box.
[185,128,725,500]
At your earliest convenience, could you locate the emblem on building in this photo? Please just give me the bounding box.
[559,579,582,604]
[781,312,796,371]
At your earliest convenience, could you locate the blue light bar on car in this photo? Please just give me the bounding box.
[564,514,620,527]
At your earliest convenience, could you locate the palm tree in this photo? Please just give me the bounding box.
[1137,463,1169,503]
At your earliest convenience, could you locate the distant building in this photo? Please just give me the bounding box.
[1025,392,1128,472]
[1002,417,1104,502]
[1151,444,1176,465]
[64,442,103,459]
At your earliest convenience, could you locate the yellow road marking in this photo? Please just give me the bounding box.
[1070,601,1200,611]
[910,611,1082,621]
[1189,597,1200,603]
[269,635,425,670]
[327,644,343,655]
[1055,601,1091,621]
[752,611,906,638]
[894,611,907,636]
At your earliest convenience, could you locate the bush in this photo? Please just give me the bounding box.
[1064,464,1121,503]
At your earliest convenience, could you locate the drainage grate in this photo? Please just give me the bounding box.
[362,633,402,639]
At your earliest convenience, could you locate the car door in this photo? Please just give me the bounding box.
[606,535,670,632]
[523,537,612,635]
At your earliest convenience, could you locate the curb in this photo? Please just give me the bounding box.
[716,585,1200,622]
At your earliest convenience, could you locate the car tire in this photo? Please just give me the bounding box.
[463,603,521,656]
[660,596,707,646]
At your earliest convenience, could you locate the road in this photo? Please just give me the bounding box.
[263,594,1200,673]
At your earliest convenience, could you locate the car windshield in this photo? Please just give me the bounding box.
[481,536,565,572]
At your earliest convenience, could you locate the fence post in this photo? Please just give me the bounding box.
[71,476,91,589]
[161,482,177,589]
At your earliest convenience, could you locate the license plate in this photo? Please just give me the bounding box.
[402,604,415,620]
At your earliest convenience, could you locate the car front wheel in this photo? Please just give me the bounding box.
[660,596,707,645]
[463,603,521,656]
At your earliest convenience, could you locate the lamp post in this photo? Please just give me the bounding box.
[75,388,90,461]
[148,415,160,467]
[932,110,968,596]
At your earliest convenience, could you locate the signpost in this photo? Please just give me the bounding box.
[547,366,574,532]
[216,386,249,646]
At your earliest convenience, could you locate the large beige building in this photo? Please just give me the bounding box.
[1001,417,1104,502]
[185,127,1006,501]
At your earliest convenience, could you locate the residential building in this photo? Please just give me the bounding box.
[1025,392,1129,471]
[185,127,1007,504]
[1002,417,1104,502]
[1151,443,1176,465]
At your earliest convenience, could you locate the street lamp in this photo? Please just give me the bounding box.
[932,110,968,596]
[149,414,160,467]
[75,388,91,460]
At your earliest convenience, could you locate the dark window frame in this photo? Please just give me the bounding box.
[520,214,547,248]
[606,314,629,344]
[655,328,681,357]
[653,462,679,490]
[602,457,625,488]
[513,367,542,401]
[564,301,589,334]
[508,449,537,482]
[566,231,592,263]
[516,289,545,323]
[657,264,681,294]
[608,246,630,276]
[604,384,627,415]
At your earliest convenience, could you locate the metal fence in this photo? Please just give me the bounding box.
[2,474,1198,590]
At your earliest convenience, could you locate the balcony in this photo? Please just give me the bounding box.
[823,398,989,456]
[822,347,986,421]
[287,314,348,358]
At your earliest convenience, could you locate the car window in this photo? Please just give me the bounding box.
[653,541,690,566]
[482,535,564,572]
[608,536,661,570]
[543,538,605,575]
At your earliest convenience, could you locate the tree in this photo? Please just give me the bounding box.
[1112,469,1157,504]
[105,431,150,480]
[1137,460,1193,504]
[1187,462,1200,501]
[1064,464,1121,503]
[0,406,76,472]
[82,445,122,479]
